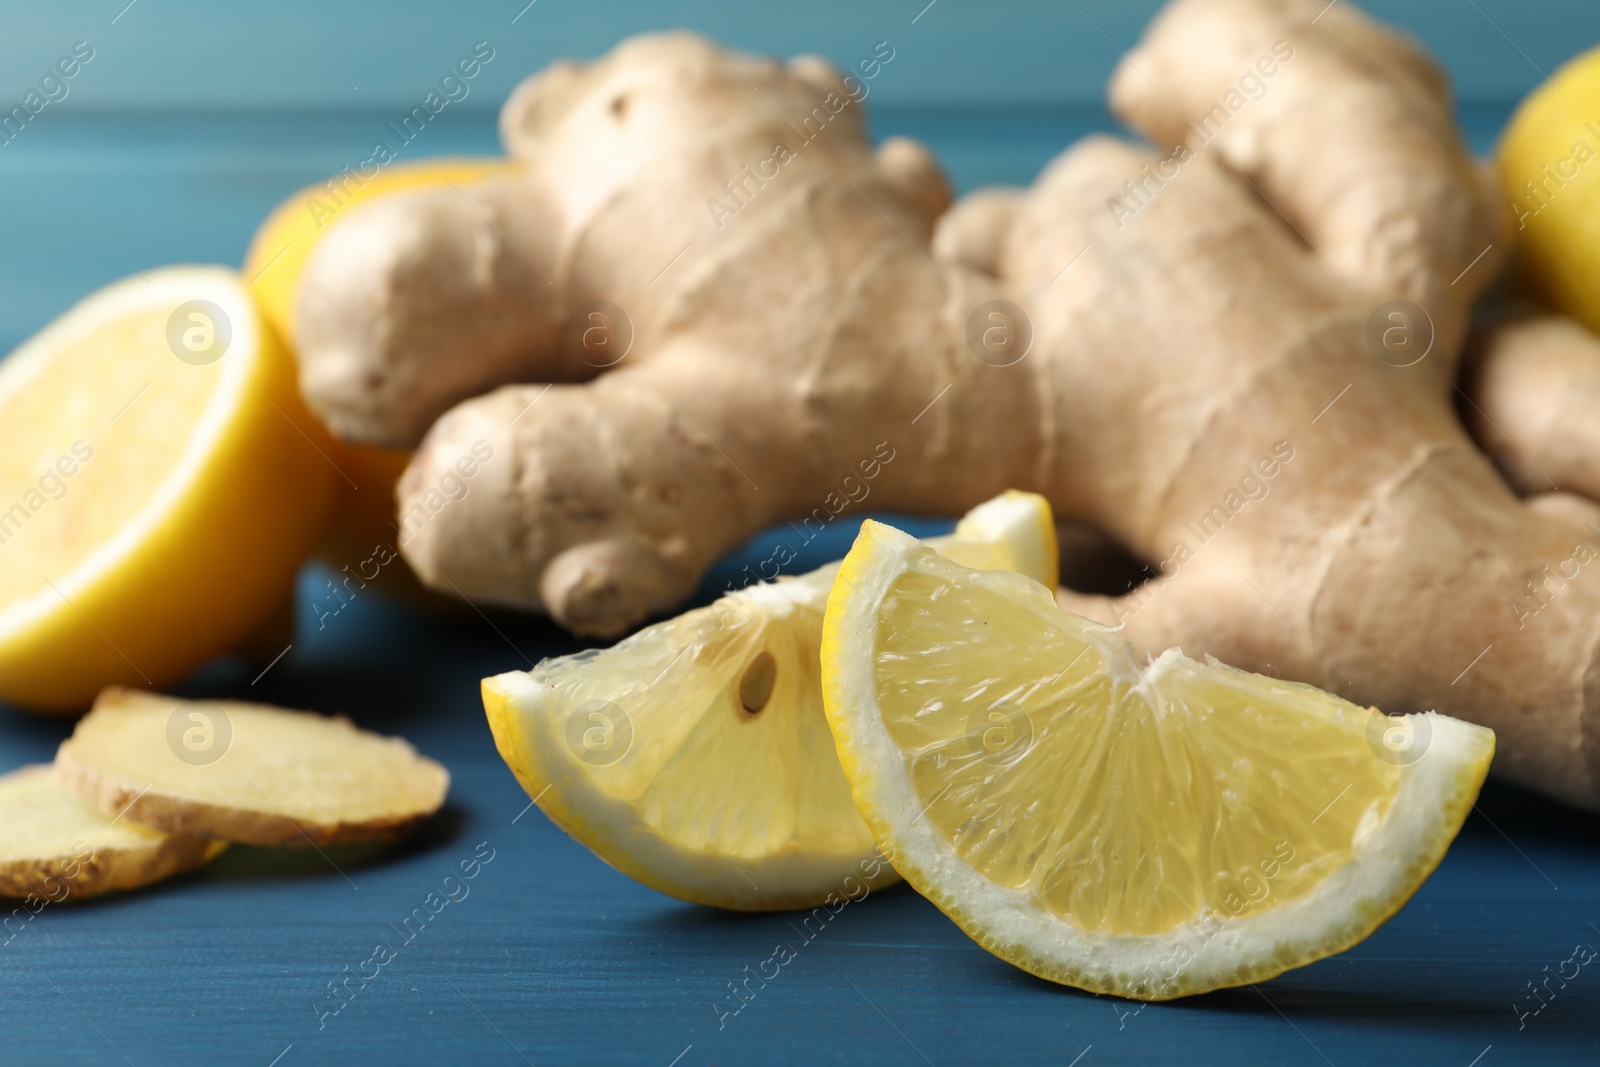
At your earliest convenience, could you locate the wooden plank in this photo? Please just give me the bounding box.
[0,1,1593,111]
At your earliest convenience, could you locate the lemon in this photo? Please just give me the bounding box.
[1499,45,1600,332]
[483,491,1058,910]
[0,267,335,709]
[310,439,431,604]
[245,157,518,601]
[245,156,517,343]
[821,520,1495,999]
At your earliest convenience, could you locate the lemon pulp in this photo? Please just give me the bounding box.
[822,520,1493,997]
[483,490,1059,909]
[0,307,224,606]
[876,562,1399,936]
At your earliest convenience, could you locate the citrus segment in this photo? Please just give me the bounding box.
[483,492,1058,910]
[822,520,1495,998]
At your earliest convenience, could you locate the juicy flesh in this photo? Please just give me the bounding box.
[534,584,871,861]
[0,307,227,606]
[871,553,1402,937]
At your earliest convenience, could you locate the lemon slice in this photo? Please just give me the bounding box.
[821,520,1495,998]
[0,267,335,709]
[483,491,1058,910]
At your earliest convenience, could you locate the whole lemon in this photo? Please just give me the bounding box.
[1500,46,1600,332]
[245,158,516,604]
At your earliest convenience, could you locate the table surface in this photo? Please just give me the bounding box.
[2,105,1598,1067]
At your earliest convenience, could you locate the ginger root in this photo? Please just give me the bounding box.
[290,1,1600,808]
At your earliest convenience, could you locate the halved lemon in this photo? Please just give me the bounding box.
[0,267,335,709]
[483,491,1058,910]
[822,520,1495,998]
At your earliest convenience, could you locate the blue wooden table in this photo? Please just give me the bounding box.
[3,6,1600,1061]
[3,509,1597,1067]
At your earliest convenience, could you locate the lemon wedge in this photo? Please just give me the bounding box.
[0,266,335,709]
[821,519,1495,998]
[483,491,1057,910]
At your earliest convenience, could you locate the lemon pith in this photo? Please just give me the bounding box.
[482,491,1058,910]
[821,520,1495,998]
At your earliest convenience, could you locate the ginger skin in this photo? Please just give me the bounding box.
[299,34,1003,634]
[294,1,1600,808]
[1468,314,1600,505]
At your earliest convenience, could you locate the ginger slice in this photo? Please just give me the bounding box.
[56,688,449,847]
[0,764,225,900]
